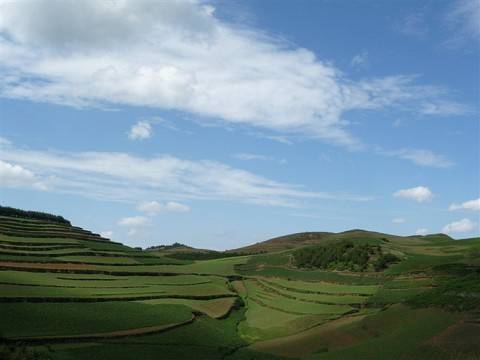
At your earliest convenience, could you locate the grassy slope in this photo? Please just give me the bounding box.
[1,213,479,360]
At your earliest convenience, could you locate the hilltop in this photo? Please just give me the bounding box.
[227,229,456,254]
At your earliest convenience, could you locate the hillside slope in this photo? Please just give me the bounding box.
[0,207,479,360]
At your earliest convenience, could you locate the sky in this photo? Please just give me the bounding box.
[0,0,479,250]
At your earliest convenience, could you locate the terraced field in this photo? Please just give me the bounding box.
[0,211,479,359]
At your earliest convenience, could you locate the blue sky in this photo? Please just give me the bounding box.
[0,0,478,249]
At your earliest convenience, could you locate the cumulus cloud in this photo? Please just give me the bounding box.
[137,200,190,214]
[442,218,477,234]
[415,228,429,236]
[392,217,406,224]
[0,159,48,190]
[449,198,480,211]
[394,186,433,203]
[0,0,470,147]
[0,140,371,207]
[128,121,153,140]
[118,216,150,227]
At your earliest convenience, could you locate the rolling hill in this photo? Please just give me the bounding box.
[0,206,479,360]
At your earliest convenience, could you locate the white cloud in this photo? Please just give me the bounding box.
[100,230,113,239]
[449,198,480,211]
[444,0,480,46]
[0,159,48,190]
[394,186,433,203]
[385,148,454,168]
[399,13,429,38]
[392,119,403,128]
[137,200,190,214]
[118,216,150,227]
[137,201,162,214]
[350,51,369,69]
[128,120,153,140]
[233,153,286,164]
[393,217,406,224]
[0,1,470,147]
[420,101,472,116]
[442,218,477,234]
[0,137,11,146]
[233,153,270,161]
[0,140,371,207]
[164,201,190,212]
[319,153,332,163]
[415,228,429,236]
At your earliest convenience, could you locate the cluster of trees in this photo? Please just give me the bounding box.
[373,253,400,271]
[146,242,190,251]
[166,251,244,261]
[293,240,399,272]
[0,206,71,225]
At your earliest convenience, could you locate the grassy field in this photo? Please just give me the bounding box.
[0,212,479,360]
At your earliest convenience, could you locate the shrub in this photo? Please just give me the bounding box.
[373,253,400,271]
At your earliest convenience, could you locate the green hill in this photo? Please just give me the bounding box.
[0,207,479,360]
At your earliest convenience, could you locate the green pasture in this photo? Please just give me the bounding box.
[0,302,193,338]
[264,278,379,295]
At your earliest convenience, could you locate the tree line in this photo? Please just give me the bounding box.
[0,206,71,225]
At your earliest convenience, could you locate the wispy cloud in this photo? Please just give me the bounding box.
[232,153,286,164]
[118,216,151,227]
[137,201,190,215]
[0,1,470,148]
[390,148,454,168]
[444,0,480,47]
[350,51,369,70]
[378,147,454,168]
[399,12,429,38]
[0,139,371,207]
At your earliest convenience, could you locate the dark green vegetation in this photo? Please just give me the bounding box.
[0,208,479,359]
[293,240,399,271]
[0,206,70,225]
